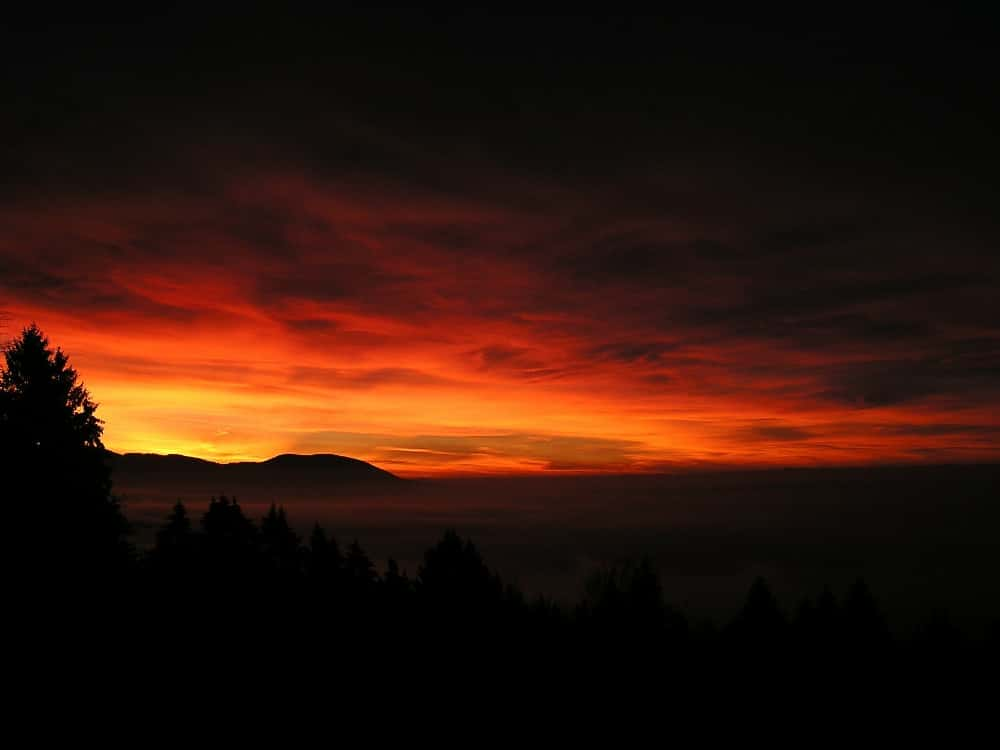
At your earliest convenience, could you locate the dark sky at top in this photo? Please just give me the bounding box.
[1,8,998,472]
[5,9,997,201]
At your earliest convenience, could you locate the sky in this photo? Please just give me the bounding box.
[2,9,998,475]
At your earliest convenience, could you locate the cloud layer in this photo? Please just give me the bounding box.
[2,157,997,474]
[2,11,998,473]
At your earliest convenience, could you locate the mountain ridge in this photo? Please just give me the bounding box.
[106,450,400,488]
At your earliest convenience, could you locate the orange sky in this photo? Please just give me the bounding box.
[4,11,998,475]
[3,167,998,476]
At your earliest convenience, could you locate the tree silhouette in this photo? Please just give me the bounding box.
[260,503,301,575]
[1,323,103,453]
[200,495,258,578]
[383,557,408,592]
[381,557,414,621]
[146,500,200,627]
[202,495,256,544]
[843,578,891,654]
[151,501,196,577]
[306,523,343,584]
[578,557,687,658]
[344,539,377,588]
[416,529,506,644]
[418,529,500,610]
[1,324,129,578]
[156,501,194,553]
[727,577,788,661]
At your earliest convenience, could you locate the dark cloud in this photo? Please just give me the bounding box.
[563,239,681,285]
[691,274,979,330]
[753,222,870,258]
[588,341,680,364]
[471,345,575,382]
[255,265,420,309]
[475,345,533,368]
[290,366,459,391]
[283,318,340,333]
[0,257,197,324]
[787,314,934,346]
[733,423,815,443]
[876,424,1000,438]
[819,345,1000,407]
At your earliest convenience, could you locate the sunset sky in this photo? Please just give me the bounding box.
[2,10,998,474]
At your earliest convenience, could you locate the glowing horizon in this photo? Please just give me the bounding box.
[4,170,997,477]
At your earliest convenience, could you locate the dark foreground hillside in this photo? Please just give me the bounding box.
[75,489,995,690]
[114,458,1000,643]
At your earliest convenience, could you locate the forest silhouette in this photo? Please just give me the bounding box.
[4,324,997,677]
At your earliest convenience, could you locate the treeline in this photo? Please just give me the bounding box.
[127,495,996,672]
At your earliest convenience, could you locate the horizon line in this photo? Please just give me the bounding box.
[107,448,1000,479]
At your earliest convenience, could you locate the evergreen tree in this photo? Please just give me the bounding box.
[728,577,788,659]
[814,584,842,654]
[260,503,301,574]
[579,557,685,650]
[156,501,194,553]
[307,523,343,583]
[202,496,256,545]
[381,557,413,617]
[345,539,377,587]
[201,495,258,575]
[844,578,890,653]
[383,557,411,597]
[1,324,129,575]
[418,529,501,615]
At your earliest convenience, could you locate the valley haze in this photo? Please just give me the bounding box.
[112,452,1000,639]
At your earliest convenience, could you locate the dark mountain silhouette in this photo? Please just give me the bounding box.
[107,451,399,492]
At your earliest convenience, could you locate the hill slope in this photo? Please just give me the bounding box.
[108,451,399,493]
